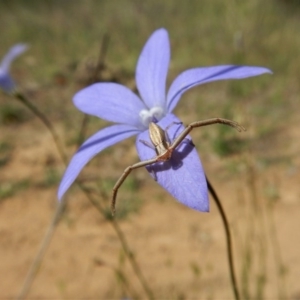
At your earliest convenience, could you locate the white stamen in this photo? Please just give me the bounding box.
[139,106,165,127]
[149,106,164,121]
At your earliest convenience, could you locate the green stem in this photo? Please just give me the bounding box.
[206,176,240,300]
[76,34,109,146]
[14,92,153,300]
[79,185,154,300]
[16,201,65,300]
[14,91,68,164]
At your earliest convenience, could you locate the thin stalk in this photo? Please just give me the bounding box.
[206,176,240,300]
[79,184,154,300]
[14,92,153,300]
[76,33,109,146]
[266,202,287,299]
[14,91,68,164]
[16,201,65,300]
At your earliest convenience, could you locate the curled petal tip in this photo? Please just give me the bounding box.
[11,43,29,54]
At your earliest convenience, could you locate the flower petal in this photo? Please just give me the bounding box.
[167,65,272,112]
[136,28,170,109]
[0,44,28,72]
[58,124,140,200]
[73,83,146,128]
[136,114,209,212]
[0,73,15,93]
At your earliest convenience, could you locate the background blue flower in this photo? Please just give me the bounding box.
[0,44,28,93]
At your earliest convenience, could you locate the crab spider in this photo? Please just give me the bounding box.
[111,118,245,215]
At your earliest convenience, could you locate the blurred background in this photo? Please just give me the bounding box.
[0,0,300,298]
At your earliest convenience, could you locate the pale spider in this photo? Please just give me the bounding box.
[111,118,245,215]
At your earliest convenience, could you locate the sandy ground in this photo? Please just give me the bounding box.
[1,116,300,300]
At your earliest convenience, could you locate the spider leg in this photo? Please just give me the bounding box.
[164,121,182,144]
[165,121,182,132]
[170,118,245,151]
[139,139,155,149]
[111,157,159,215]
[149,167,157,181]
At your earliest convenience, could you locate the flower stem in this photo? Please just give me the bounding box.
[14,92,153,299]
[79,184,154,300]
[14,91,68,164]
[206,176,240,300]
[76,33,109,146]
[16,201,65,300]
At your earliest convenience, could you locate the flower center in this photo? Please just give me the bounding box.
[139,106,165,128]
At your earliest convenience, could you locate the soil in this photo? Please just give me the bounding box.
[1,114,300,300]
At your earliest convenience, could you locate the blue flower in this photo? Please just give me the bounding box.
[0,44,28,93]
[58,28,271,212]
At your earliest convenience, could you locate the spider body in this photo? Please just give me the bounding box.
[148,122,173,161]
[111,118,245,215]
